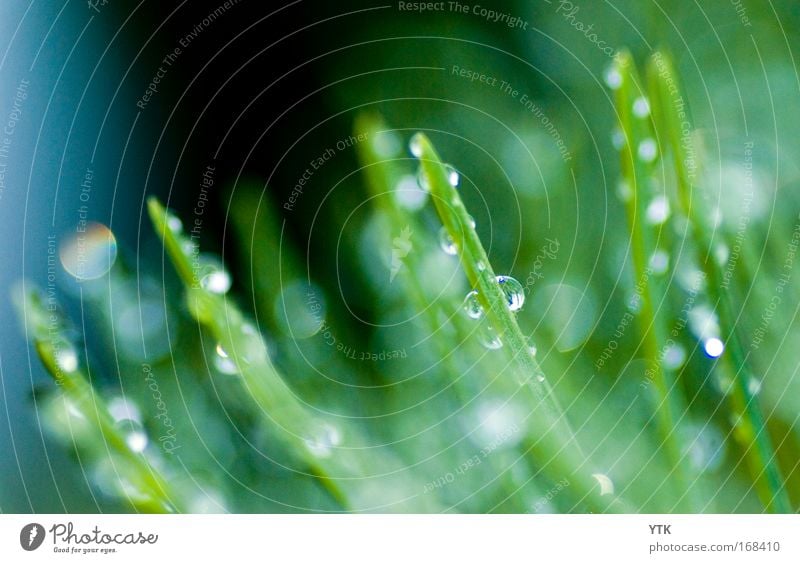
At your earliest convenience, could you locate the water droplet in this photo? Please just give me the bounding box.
[496,275,525,313]
[416,166,431,192]
[467,215,476,229]
[646,195,670,225]
[274,281,326,339]
[611,128,625,150]
[199,258,232,294]
[167,215,183,234]
[463,290,484,320]
[438,227,457,255]
[476,261,486,272]
[632,96,651,118]
[56,346,79,373]
[108,397,142,423]
[126,430,149,453]
[649,249,669,275]
[536,374,545,383]
[304,422,341,458]
[478,323,503,350]
[409,133,424,158]
[394,174,428,211]
[592,473,615,496]
[213,343,239,374]
[747,378,762,396]
[703,337,724,358]
[444,164,460,187]
[59,222,118,281]
[604,66,622,90]
[637,138,658,162]
[662,343,686,370]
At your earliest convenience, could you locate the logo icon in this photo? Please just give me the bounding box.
[20,523,45,551]
[390,225,413,282]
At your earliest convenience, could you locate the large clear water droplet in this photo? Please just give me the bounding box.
[59,222,118,280]
[497,275,525,312]
[438,227,457,255]
[463,290,484,320]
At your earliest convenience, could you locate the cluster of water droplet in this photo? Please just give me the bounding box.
[462,276,526,349]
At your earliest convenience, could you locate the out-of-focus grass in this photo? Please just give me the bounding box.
[14,38,800,512]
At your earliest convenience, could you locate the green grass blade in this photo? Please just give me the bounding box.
[12,285,184,513]
[412,132,628,513]
[647,51,792,513]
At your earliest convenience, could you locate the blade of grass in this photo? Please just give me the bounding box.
[12,285,185,513]
[412,133,628,513]
[647,50,792,513]
[612,50,699,511]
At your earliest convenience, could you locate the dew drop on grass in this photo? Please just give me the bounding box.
[214,343,239,375]
[126,430,149,453]
[409,133,424,158]
[167,215,183,234]
[416,167,431,192]
[304,422,341,458]
[496,275,525,312]
[444,164,460,187]
[438,227,457,255]
[703,337,724,358]
[479,323,503,350]
[632,96,651,118]
[394,174,428,211]
[463,290,484,320]
[476,260,486,272]
[56,345,79,373]
[592,473,615,496]
[637,138,658,162]
[662,343,686,370]
[646,195,670,225]
[604,66,622,90]
[199,258,232,295]
[649,249,670,275]
[60,222,118,280]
